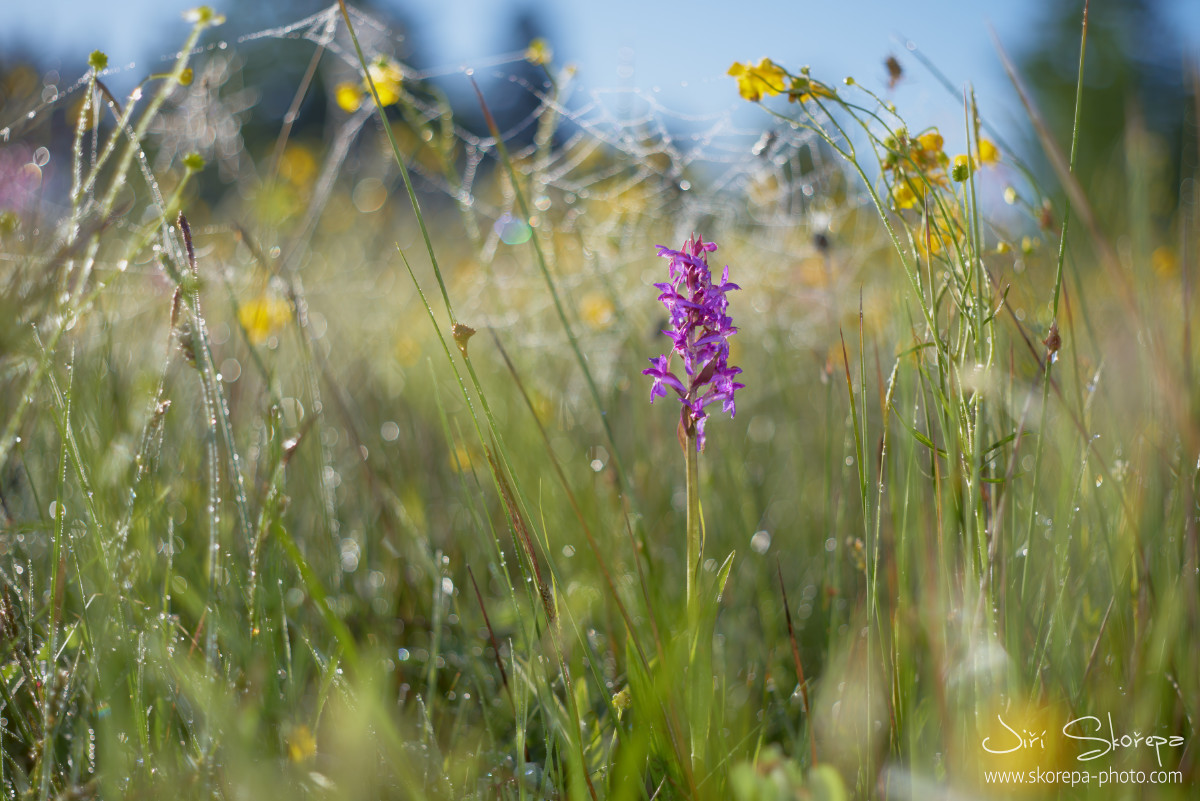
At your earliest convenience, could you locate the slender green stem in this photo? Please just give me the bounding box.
[685,431,701,633]
[1022,2,1087,595]
[336,0,454,321]
[683,427,711,774]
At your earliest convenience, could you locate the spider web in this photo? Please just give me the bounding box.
[2,3,868,385]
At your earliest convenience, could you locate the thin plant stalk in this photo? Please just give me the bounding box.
[1021,1,1087,594]
[685,430,702,634]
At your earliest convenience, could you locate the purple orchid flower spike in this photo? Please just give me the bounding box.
[642,233,744,452]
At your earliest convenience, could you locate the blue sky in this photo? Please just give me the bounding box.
[3,0,1198,152]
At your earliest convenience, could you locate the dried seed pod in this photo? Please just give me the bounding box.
[1043,320,1061,358]
[1038,199,1054,231]
[813,231,830,255]
[177,211,197,275]
[885,55,903,89]
[176,318,198,367]
[452,322,476,358]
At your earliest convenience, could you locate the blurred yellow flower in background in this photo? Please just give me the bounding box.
[728,59,787,102]
[449,443,480,474]
[286,725,317,763]
[884,127,951,211]
[914,205,963,258]
[239,292,292,345]
[892,182,918,210]
[393,334,422,367]
[978,138,1000,164]
[917,131,943,154]
[334,82,363,113]
[580,292,614,330]
[953,138,1001,180]
[335,56,404,113]
[277,143,317,189]
[525,37,552,66]
[1152,245,1178,277]
[367,58,404,105]
[952,153,972,182]
[788,76,836,104]
[972,698,1072,793]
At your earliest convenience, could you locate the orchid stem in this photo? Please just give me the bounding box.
[684,429,712,769]
[685,431,702,637]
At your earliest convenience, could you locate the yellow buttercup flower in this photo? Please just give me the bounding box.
[892,182,917,210]
[525,37,552,66]
[917,131,944,154]
[788,76,836,104]
[978,138,1000,164]
[883,127,952,210]
[287,725,317,762]
[952,153,972,182]
[334,82,362,113]
[953,139,999,178]
[1152,246,1178,277]
[277,143,317,189]
[449,443,480,474]
[728,59,787,102]
[911,202,963,258]
[239,292,292,346]
[367,58,404,106]
[334,56,404,112]
[580,292,615,330]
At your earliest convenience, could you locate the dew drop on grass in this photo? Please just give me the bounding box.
[494,212,532,245]
[353,178,387,213]
[750,530,771,554]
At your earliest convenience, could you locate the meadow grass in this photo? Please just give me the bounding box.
[0,4,1196,799]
